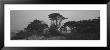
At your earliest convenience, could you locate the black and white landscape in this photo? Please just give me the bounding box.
[10,10,100,40]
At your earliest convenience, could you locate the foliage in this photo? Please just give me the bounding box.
[62,17,100,33]
[48,13,63,19]
[48,24,62,36]
[11,19,48,40]
[11,14,100,40]
[24,19,48,32]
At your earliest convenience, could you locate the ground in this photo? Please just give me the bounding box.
[18,32,100,40]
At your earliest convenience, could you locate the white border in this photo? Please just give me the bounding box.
[4,4,107,47]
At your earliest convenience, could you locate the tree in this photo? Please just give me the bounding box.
[48,13,68,30]
[61,17,100,33]
[75,17,100,33]
[11,19,48,40]
[24,19,48,32]
[61,21,77,32]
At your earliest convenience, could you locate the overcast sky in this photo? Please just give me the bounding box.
[10,10,100,32]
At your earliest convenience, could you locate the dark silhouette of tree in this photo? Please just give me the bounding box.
[76,17,100,33]
[49,13,61,27]
[61,21,77,32]
[24,19,48,32]
[48,13,68,30]
[48,13,68,36]
[62,17,100,33]
[11,19,48,40]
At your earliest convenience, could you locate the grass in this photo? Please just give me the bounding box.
[64,32,100,40]
[11,30,100,40]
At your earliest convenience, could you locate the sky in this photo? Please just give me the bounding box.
[10,10,100,32]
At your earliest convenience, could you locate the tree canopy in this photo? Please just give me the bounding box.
[48,13,62,18]
[24,19,48,32]
[62,17,100,33]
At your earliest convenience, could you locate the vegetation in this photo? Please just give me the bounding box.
[11,13,100,40]
[62,17,100,40]
[11,19,48,40]
[62,17,100,33]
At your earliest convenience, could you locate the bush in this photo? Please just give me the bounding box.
[62,17,100,33]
